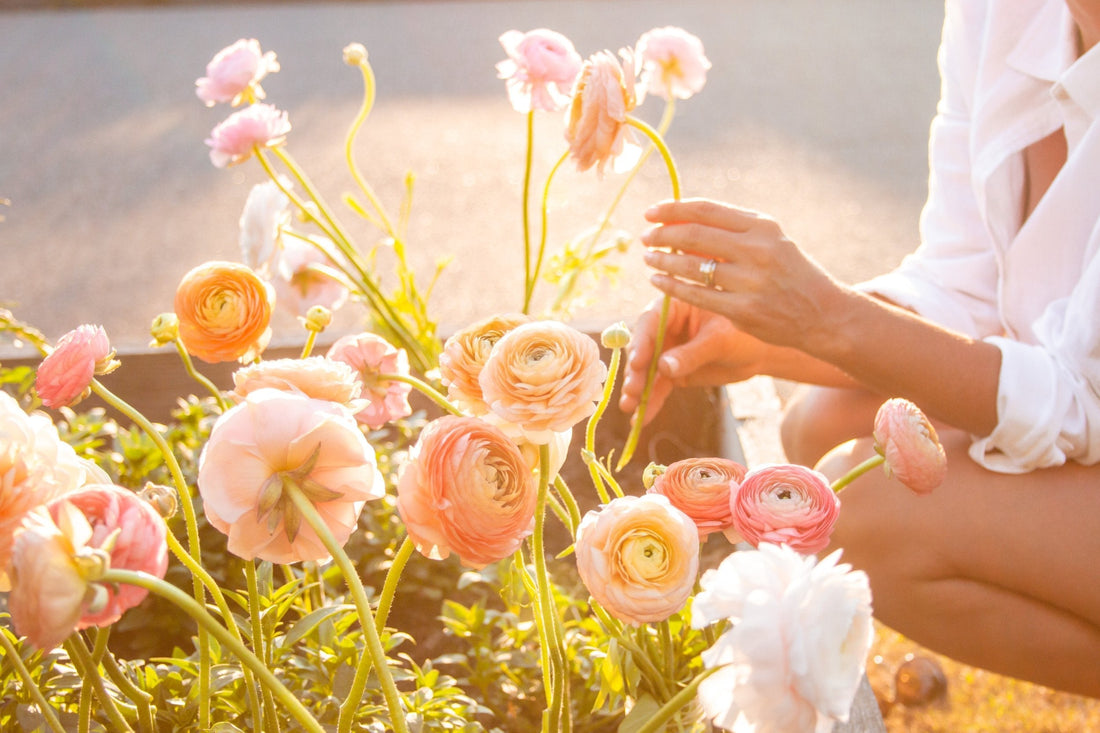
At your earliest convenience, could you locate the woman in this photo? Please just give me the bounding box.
[620,0,1100,697]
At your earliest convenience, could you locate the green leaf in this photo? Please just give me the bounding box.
[282,604,357,648]
[618,694,662,733]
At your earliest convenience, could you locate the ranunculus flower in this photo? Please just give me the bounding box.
[326,333,413,429]
[206,103,291,168]
[197,388,385,564]
[692,543,874,733]
[574,493,699,626]
[873,398,947,494]
[439,313,531,415]
[174,260,274,364]
[496,29,583,113]
[238,179,291,276]
[565,48,642,176]
[514,428,572,485]
[35,324,119,409]
[269,235,349,318]
[230,356,362,407]
[396,415,537,568]
[479,320,607,444]
[730,463,840,555]
[45,484,169,628]
[647,456,746,542]
[195,38,280,107]
[635,27,711,101]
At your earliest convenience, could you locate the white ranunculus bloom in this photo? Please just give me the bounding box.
[238,179,291,276]
[691,543,875,733]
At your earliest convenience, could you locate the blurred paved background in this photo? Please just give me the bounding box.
[0,0,945,357]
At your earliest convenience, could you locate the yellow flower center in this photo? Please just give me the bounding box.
[618,529,669,583]
[202,290,243,328]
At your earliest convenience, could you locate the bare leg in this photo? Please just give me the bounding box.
[780,384,886,466]
[817,430,1100,698]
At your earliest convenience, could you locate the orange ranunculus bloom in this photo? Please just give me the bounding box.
[439,313,531,416]
[647,456,746,542]
[174,261,274,363]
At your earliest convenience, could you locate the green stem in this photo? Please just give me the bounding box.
[551,475,581,536]
[378,372,461,416]
[375,535,415,632]
[100,568,326,733]
[521,109,536,313]
[528,151,570,313]
[95,632,156,733]
[830,453,885,493]
[172,339,229,411]
[531,444,568,732]
[345,57,397,238]
[300,328,319,359]
[512,548,552,692]
[0,630,66,733]
[585,343,623,503]
[245,561,279,732]
[633,668,721,733]
[64,635,134,732]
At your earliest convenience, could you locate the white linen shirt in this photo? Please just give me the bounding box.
[859,0,1100,473]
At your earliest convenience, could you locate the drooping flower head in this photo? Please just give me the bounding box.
[478,320,607,444]
[730,463,840,555]
[565,48,642,176]
[174,260,274,364]
[325,333,413,429]
[197,388,385,564]
[873,398,947,494]
[35,324,119,409]
[396,415,537,568]
[635,27,711,101]
[206,103,291,168]
[195,38,280,107]
[647,456,746,542]
[692,544,874,733]
[439,313,531,415]
[574,493,699,626]
[238,179,291,277]
[231,356,362,407]
[496,29,583,113]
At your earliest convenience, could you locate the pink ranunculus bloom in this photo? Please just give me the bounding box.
[231,356,362,407]
[873,398,947,494]
[45,484,169,629]
[195,38,280,107]
[326,333,413,429]
[396,415,537,568]
[35,325,119,409]
[239,179,291,277]
[730,463,840,555]
[206,103,291,168]
[692,543,875,733]
[197,388,385,564]
[574,493,699,626]
[496,28,583,113]
[478,320,607,445]
[565,48,643,177]
[648,456,746,542]
[635,26,711,101]
[270,235,349,318]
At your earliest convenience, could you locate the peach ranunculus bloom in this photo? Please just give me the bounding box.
[691,543,875,733]
[438,313,531,415]
[238,179,291,277]
[230,356,362,408]
[565,48,643,177]
[206,103,291,168]
[326,333,413,429]
[730,463,841,555]
[396,415,537,568]
[574,493,699,626]
[195,38,280,107]
[174,260,274,364]
[45,484,169,629]
[197,388,385,564]
[35,324,119,409]
[478,320,607,444]
[647,456,746,542]
[635,27,711,101]
[873,398,947,495]
[496,29,583,113]
[269,235,349,319]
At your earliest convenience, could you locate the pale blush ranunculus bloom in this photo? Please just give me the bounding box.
[197,388,385,564]
[174,260,274,364]
[515,428,572,486]
[326,333,413,429]
[647,456,746,542]
[46,484,169,629]
[635,27,711,101]
[230,356,362,407]
[574,493,699,626]
[196,38,280,107]
[478,320,607,444]
[439,313,531,415]
[396,415,537,568]
[730,463,840,555]
[873,398,947,494]
[496,29,583,113]
[269,235,349,318]
[565,48,642,177]
[238,180,291,276]
[35,324,118,409]
[206,103,291,168]
[692,543,875,733]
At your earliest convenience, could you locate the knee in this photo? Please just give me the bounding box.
[780,385,884,467]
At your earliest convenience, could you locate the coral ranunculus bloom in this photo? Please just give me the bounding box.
[635,27,711,101]
[174,260,274,364]
[647,456,746,542]
[326,333,413,429]
[730,463,840,555]
[196,38,280,107]
[396,415,537,569]
[496,28,583,113]
[565,48,642,176]
[35,324,118,409]
[873,398,947,494]
[206,103,291,168]
[439,313,531,415]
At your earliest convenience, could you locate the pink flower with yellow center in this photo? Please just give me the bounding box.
[496,29,582,113]
[35,324,119,409]
[326,332,413,430]
[635,27,711,101]
[195,38,280,107]
[206,103,291,168]
[730,463,840,555]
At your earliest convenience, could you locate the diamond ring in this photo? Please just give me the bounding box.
[698,258,718,288]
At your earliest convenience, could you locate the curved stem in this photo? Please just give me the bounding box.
[586,343,622,503]
[378,372,460,415]
[245,561,278,732]
[345,58,397,238]
[94,631,155,733]
[633,667,721,733]
[64,635,134,732]
[531,444,568,732]
[831,453,885,493]
[527,151,570,313]
[521,109,536,313]
[375,535,414,632]
[551,475,581,536]
[0,630,66,733]
[172,339,229,411]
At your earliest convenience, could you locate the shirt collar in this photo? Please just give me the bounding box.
[1006,0,1078,82]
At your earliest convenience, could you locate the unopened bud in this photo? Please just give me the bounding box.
[149,313,179,347]
[343,42,368,66]
[642,462,667,490]
[601,322,631,350]
[140,482,178,519]
[301,305,332,333]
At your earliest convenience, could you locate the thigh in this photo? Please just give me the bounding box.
[780,384,886,465]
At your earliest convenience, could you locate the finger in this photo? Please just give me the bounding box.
[648,272,746,323]
[643,250,727,289]
[644,198,764,231]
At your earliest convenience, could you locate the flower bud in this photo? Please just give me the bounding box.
[300,305,333,333]
[140,482,178,519]
[601,322,631,350]
[149,313,180,347]
[642,461,667,489]
[343,43,368,67]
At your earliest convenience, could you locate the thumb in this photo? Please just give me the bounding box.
[658,337,716,382]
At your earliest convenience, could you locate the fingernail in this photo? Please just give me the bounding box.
[660,355,679,375]
[644,205,659,218]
